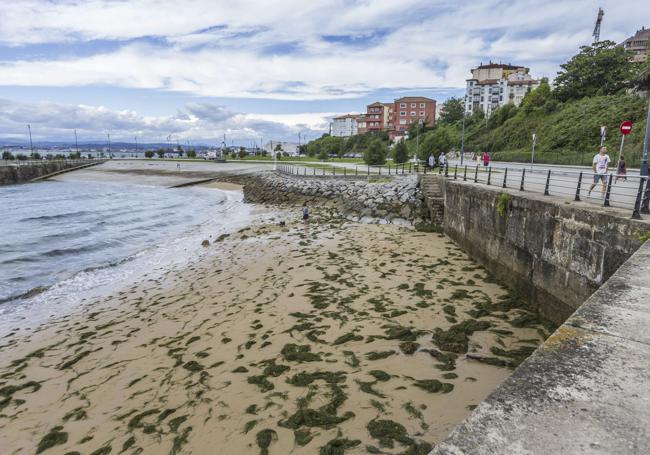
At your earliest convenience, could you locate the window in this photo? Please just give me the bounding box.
[411,103,416,108]
[399,119,407,125]
[400,103,406,108]
[419,111,425,116]
[400,111,406,116]
[411,111,416,116]
[419,103,425,108]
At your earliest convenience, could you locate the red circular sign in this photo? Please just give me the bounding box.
[620,121,633,135]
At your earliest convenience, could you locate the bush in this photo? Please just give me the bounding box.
[2,151,15,160]
[187,150,197,158]
[144,150,155,158]
[364,139,387,165]
[16,154,28,160]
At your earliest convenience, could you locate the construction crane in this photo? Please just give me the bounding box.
[592,7,604,43]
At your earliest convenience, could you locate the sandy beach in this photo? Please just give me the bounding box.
[0,203,553,455]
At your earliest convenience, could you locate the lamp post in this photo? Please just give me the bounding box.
[460,111,466,165]
[641,96,650,176]
[27,124,34,156]
[74,129,79,156]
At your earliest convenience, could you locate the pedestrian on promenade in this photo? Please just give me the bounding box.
[482,151,490,167]
[615,155,627,183]
[428,153,436,169]
[439,152,446,169]
[302,203,310,224]
[588,146,611,198]
[177,162,181,170]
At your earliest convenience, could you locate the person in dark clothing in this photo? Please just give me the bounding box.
[616,155,627,182]
[302,203,310,223]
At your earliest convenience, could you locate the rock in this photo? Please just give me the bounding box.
[201,239,210,247]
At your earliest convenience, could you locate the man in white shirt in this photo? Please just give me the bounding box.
[439,152,446,168]
[428,153,436,169]
[588,146,611,198]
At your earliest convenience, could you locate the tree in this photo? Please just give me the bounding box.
[364,139,387,165]
[68,151,80,159]
[2,151,15,160]
[238,147,247,159]
[416,125,456,161]
[274,143,283,152]
[156,149,165,158]
[30,152,42,160]
[144,150,155,158]
[392,140,409,164]
[176,145,183,157]
[520,77,551,113]
[439,97,465,124]
[317,148,329,161]
[553,41,634,102]
[187,149,196,158]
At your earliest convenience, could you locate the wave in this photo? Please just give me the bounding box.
[20,210,91,222]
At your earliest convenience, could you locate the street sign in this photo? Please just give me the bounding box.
[620,121,633,135]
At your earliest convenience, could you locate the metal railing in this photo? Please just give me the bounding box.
[276,162,650,219]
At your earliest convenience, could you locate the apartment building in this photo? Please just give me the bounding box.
[330,114,359,137]
[357,102,392,134]
[392,96,436,137]
[464,63,539,117]
[622,27,649,62]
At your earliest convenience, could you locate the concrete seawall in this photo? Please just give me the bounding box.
[442,179,647,325]
[0,161,93,185]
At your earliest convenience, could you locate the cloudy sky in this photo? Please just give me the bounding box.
[0,0,647,145]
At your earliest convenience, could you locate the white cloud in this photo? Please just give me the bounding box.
[0,99,328,143]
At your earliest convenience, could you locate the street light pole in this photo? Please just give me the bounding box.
[641,96,650,176]
[74,129,79,155]
[107,133,111,158]
[460,112,466,165]
[27,124,34,155]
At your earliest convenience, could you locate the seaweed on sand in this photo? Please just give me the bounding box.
[399,341,420,355]
[366,350,396,361]
[36,426,68,454]
[428,349,458,371]
[489,346,537,368]
[279,384,353,430]
[294,429,313,446]
[366,419,411,448]
[332,332,363,345]
[368,370,390,382]
[287,371,347,387]
[413,379,454,394]
[281,344,321,362]
[355,380,385,398]
[319,438,361,455]
[247,375,275,392]
[256,429,278,455]
[431,319,491,353]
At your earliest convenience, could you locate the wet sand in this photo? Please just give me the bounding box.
[0,210,553,455]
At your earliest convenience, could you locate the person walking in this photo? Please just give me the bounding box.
[428,153,436,169]
[615,155,627,183]
[439,152,446,169]
[482,151,490,167]
[588,146,611,198]
[302,203,310,224]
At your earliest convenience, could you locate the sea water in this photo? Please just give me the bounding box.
[0,177,251,334]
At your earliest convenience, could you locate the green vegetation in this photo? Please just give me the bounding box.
[401,41,649,166]
[303,131,389,159]
[495,193,512,217]
[392,140,409,164]
[364,139,388,165]
[36,426,68,454]
[256,429,278,455]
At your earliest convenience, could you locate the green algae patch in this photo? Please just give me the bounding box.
[490,346,537,368]
[281,344,321,362]
[399,341,420,355]
[294,429,313,446]
[367,419,411,448]
[232,366,248,373]
[332,332,363,345]
[256,429,278,455]
[432,319,491,353]
[413,379,454,394]
[247,375,274,392]
[428,349,458,371]
[320,437,361,455]
[128,409,159,430]
[366,350,395,361]
[36,426,68,454]
[287,371,347,387]
[182,361,204,372]
[369,370,391,382]
[279,408,354,430]
[356,380,385,398]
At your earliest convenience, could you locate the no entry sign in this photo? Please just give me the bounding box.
[620,121,633,135]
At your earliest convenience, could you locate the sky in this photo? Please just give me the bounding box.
[0,0,647,145]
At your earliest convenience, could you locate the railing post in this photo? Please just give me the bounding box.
[474,165,478,183]
[344,167,346,177]
[379,166,381,175]
[632,177,646,219]
[641,178,650,214]
[544,170,551,196]
[502,168,508,188]
[487,167,492,185]
[463,165,467,181]
[454,164,458,180]
[424,165,427,174]
[355,165,358,176]
[367,165,370,176]
[444,163,449,178]
[520,168,526,191]
[313,167,316,176]
[402,163,405,175]
[603,174,613,207]
[409,162,412,173]
[388,164,391,175]
[574,172,583,201]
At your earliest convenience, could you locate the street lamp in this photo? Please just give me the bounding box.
[641,96,650,177]
[460,111,466,165]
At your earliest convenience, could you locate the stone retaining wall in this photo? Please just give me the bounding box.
[443,180,648,325]
[242,171,427,222]
[0,161,87,185]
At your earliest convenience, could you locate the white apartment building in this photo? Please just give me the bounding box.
[330,114,359,137]
[464,63,540,117]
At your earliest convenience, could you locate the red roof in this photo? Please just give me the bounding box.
[394,96,435,103]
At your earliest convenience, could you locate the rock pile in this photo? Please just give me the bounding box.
[243,171,426,223]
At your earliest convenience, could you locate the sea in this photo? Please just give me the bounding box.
[0,174,252,335]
